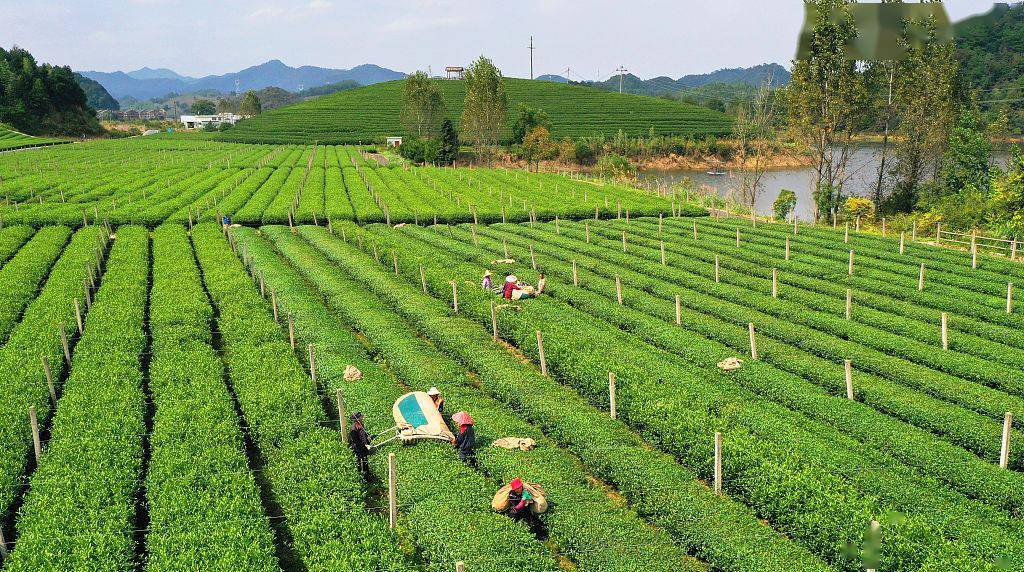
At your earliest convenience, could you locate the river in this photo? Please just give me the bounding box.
[639,144,1012,221]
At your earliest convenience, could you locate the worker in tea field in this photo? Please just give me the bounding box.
[427,386,445,414]
[451,411,476,467]
[349,412,375,479]
[502,275,521,299]
[536,273,547,294]
[482,270,493,291]
[506,478,540,529]
[221,214,231,227]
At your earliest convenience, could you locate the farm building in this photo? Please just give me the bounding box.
[179,113,243,130]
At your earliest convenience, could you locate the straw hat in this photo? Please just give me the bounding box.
[506,275,518,283]
[427,387,440,396]
[484,270,492,277]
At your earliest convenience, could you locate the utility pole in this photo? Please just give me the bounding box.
[528,36,535,79]
[615,66,629,94]
[234,78,240,95]
[565,67,571,84]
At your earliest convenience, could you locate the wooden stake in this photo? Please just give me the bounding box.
[614,275,623,305]
[882,217,886,237]
[899,232,905,255]
[59,324,71,366]
[420,265,427,293]
[536,330,547,376]
[490,301,498,342]
[288,313,296,350]
[337,388,347,443]
[1000,412,1014,469]
[572,260,578,286]
[388,453,398,529]
[713,431,723,495]
[608,372,617,419]
[393,252,399,276]
[30,406,41,464]
[714,256,720,283]
[771,268,779,298]
[1012,239,1018,262]
[785,236,790,261]
[844,223,849,244]
[846,289,852,320]
[918,263,925,291]
[659,213,663,232]
[271,290,279,323]
[935,223,941,245]
[735,227,740,247]
[622,231,627,253]
[848,250,854,276]
[693,221,698,240]
[530,244,536,270]
[675,295,682,326]
[451,280,459,313]
[748,323,758,360]
[585,221,590,243]
[941,312,949,350]
[73,298,83,334]
[0,525,7,558]
[1008,283,1015,315]
[259,271,266,297]
[793,218,798,235]
[845,359,854,400]
[971,231,978,269]
[42,356,56,404]
[307,344,317,387]
[503,239,509,259]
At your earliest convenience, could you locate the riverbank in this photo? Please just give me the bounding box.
[638,151,815,172]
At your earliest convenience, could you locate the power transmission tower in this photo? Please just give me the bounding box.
[528,36,535,79]
[235,79,240,95]
[615,66,628,94]
[565,66,571,83]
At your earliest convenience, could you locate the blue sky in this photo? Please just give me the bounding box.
[0,1,999,80]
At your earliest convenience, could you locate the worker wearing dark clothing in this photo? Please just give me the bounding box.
[506,477,542,533]
[455,423,476,466]
[349,412,374,479]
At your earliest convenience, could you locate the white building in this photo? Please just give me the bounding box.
[386,136,403,148]
[179,113,243,130]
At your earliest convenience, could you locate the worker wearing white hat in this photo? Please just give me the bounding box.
[427,386,445,414]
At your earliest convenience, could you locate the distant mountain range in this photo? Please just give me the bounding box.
[80,60,406,100]
[537,63,791,96]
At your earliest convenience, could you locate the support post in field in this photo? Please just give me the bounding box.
[846,289,853,320]
[420,265,427,293]
[941,312,949,350]
[660,241,666,265]
[714,256,720,283]
[73,298,83,334]
[586,221,590,243]
[42,356,56,404]
[594,205,599,221]
[911,223,917,242]
[337,388,347,443]
[713,431,723,495]
[615,275,623,305]
[1000,412,1013,469]
[388,453,398,529]
[572,260,578,287]
[748,323,758,360]
[84,279,92,309]
[735,227,740,247]
[536,330,547,376]
[793,218,798,235]
[675,295,682,326]
[622,231,627,253]
[845,360,854,400]
[288,313,296,350]
[271,290,279,323]
[29,406,41,464]
[490,301,498,342]
[772,268,778,298]
[855,216,861,232]
[59,324,71,366]
[472,224,478,246]
[555,216,560,234]
[341,226,347,242]
[451,280,459,313]
[608,372,617,419]
[785,236,790,261]
[0,525,7,558]
[659,213,663,232]
[935,223,941,245]
[844,223,849,244]
[693,221,698,240]
[1012,239,1018,262]
[502,239,509,259]
[392,252,399,276]
[1008,283,1015,314]
[307,344,317,387]
[372,244,379,263]
[327,217,333,235]
[530,244,537,270]
[882,217,886,237]
[848,250,854,276]
[899,232,905,255]
[971,231,978,269]
[259,271,266,297]
[918,263,926,291]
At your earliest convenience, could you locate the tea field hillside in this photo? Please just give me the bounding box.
[0,125,67,152]
[0,136,1023,572]
[216,77,734,144]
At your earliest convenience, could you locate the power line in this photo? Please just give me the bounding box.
[528,36,536,80]
[614,66,629,94]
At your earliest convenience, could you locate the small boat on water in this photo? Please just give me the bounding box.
[706,168,727,176]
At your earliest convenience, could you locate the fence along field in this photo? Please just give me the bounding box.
[216,77,734,145]
[0,138,685,228]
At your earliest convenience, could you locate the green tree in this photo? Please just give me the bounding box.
[939,107,991,197]
[461,56,507,164]
[400,71,446,138]
[216,98,236,113]
[987,149,1024,238]
[191,99,216,115]
[773,189,797,221]
[436,118,459,166]
[239,91,262,116]
[520,126,556,171]
[787,0,866,222]
[510,103,549,144]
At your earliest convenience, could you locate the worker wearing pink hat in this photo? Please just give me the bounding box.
[451,411,476,467]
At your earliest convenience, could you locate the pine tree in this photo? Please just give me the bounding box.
[436,118,459,166]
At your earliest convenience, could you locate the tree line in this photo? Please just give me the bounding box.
[0,46,102,136]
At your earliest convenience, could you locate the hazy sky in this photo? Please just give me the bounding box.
[0,1,1000,80]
